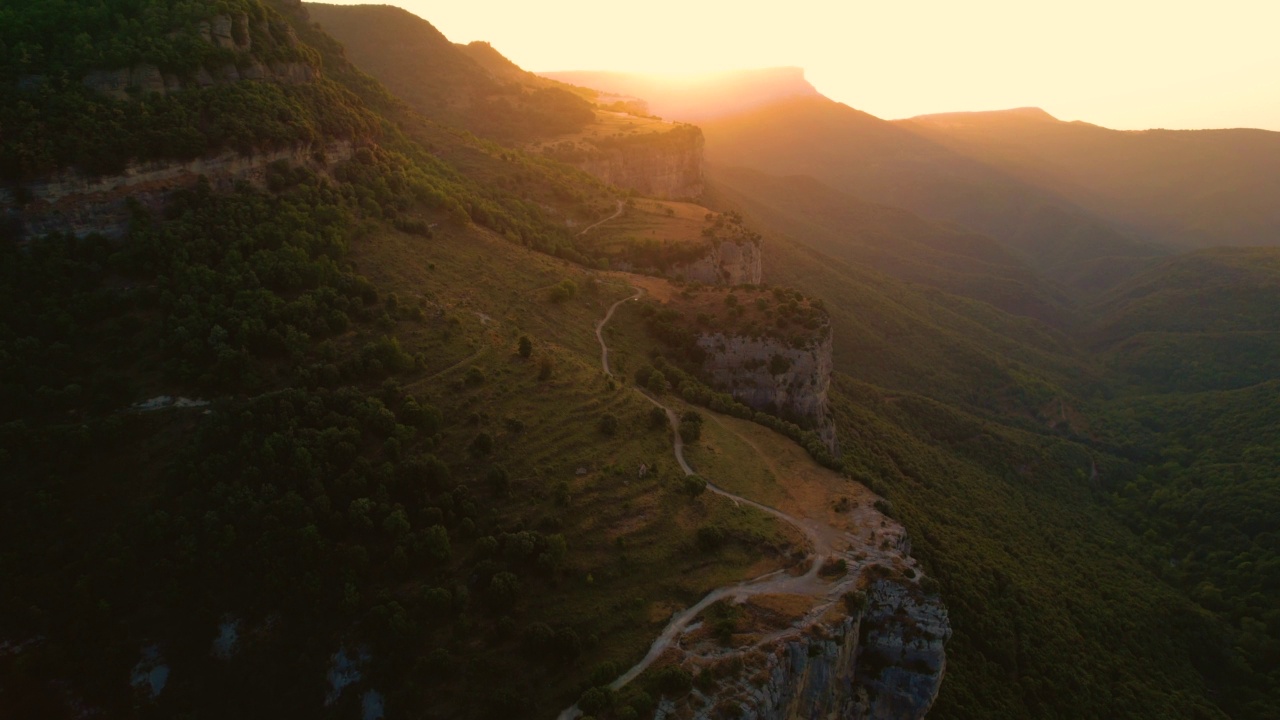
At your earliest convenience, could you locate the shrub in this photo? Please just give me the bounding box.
[649,406,668,429]
[598,412,619,436]
[549,279,578,303]
[518,335,533,358]
[648,665,692,696]
[678,418,701,444]
[470,432,494,457]
[647,370,668,395]
[697,525,726,551]
[634,365,654,386]
[682,474,707,497]
[578,687,614,714]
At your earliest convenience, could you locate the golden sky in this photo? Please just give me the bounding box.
[325,0,1280,130]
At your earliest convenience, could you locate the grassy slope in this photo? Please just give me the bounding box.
[344,223,802,715]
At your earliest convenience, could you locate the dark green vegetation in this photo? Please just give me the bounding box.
[0,1,796,718]
[4,2,1280,720]
[705,168,1280,719]
[0,0,370,179]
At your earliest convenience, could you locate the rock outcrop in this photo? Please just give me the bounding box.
[697,324,837,452]
[2,142,354,241]
[80,13,312,100]
[574,128,704,200]
[647,490,949,720]
[852,580,951,718]
[669,239,762,285]
[658,587,948,720]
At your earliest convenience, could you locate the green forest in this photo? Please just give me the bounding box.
[2,1,1278,719]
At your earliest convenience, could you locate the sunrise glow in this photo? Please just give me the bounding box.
[324,0,1280,130]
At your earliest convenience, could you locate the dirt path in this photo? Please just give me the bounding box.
[556,282,861,720]
[594,287,643,376]
[577,200,625,237]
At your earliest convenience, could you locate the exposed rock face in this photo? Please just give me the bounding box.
[575,130,704,200]
[647,489,949,720]
[659,587,949,720]
[2,142,354,241]
[81,14,310,100]
[852,580,951,719]
[669,239,762,285]
[697,325,837,451]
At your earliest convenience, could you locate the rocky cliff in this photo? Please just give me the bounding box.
[3,5,339,241]
[669,239,763,285]
[649,496,949,720]
[574,126,704,200]
[81,12,315,100]
[3,142,353,241]
[696,324,837,452]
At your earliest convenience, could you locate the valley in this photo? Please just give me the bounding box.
[2,1,1278,719]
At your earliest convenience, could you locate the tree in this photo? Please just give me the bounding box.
[470,432,494,457]
[518,335,533,358]
[424,524,451,563]
[682,474,707,497]
[679,411,702,443]
[549,279,577,303]
[647,370,668,395]
[649,406,668,429]
[487,571,521,610]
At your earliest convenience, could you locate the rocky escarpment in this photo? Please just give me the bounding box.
[3,5,340,241]
[647,491,949,720]
[81,12,315,100]
[2,142,354,241]
[697,324,837,452]
[572,126,704,200]
[657,587,949,720]
[669,239,762,285]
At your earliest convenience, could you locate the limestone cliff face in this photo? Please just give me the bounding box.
[4,8,333,241]
[650,494,949,720]
[81,13,314,100]
[669,240,762,285]
[852,579,951,719]
[656,587,949,720]
[575,128,704,200]
[696,324,836,451]
[2,142,354,241]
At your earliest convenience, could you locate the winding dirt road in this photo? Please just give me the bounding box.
[556,283,863,720]
[577,200,625,237]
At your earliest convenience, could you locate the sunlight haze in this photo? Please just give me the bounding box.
[322,0,1280,130]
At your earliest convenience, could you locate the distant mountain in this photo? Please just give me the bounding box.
[307,3,595,141]
[539,67,820,121]
[706,165,1075,326]
[696,95,1163,279]
[901,108,1280,250]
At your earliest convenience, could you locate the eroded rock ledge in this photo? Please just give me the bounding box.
[697,325,838,454]
[3,142,354,240]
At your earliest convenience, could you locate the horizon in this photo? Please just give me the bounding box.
[315,0,1280,132]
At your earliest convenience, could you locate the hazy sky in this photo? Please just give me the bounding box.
[323,0,1280,130]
